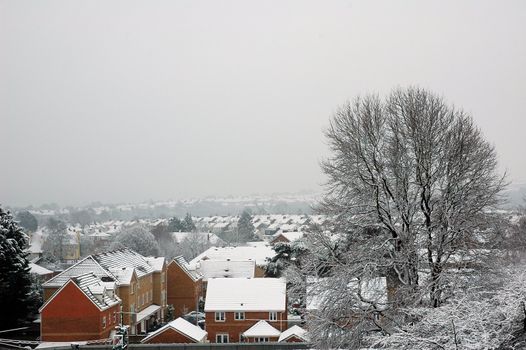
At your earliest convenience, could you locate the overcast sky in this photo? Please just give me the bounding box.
[1,0,525,207]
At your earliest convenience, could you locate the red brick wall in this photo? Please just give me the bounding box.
[143,327,200,344]
[283,335,305,343]
[167,262,202,317]
[41,282,120,341]
[205,311,287,343]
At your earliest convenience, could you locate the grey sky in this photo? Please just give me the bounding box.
[1,0,525,207]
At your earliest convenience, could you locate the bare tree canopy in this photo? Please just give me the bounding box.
[321,87,506,307]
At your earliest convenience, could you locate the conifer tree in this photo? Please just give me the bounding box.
[0,206,32,329]
[237,209,255,242]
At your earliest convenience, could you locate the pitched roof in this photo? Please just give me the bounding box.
[93,248,154,281]
[42,256,116,288]
[243,320,281,337]
[72,272,120,310]
[170,256,201,282]
[29,262,53,276]
[145,257,165,272]
[278,325,309,342]
[141,317,207,343]
[189,244,275,267]
[204,278,286,312]
[198,260,255,281]
[40,272,120,312]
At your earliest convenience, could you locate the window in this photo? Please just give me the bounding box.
[234,312,245,320]
[269,312,277,321]
[130,283,135,294]
[149,290,152,302]
[216,334,229,343]
[161,272,165,284]
[102,316,106,328]
[255,337,269,343]
[113,312,117,324]
[215,312,225,322]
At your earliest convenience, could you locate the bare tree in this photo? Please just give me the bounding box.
[321,87,505,307]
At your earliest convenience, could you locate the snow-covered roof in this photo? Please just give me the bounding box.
[171,232,223,245]
[142,317,207,343]
[278,325,309,342]
[43,256,116,288]
[29,262,53,276]
[171,256,202,281]
[198,260,255,281]
[136,304,161,323]
[243,320,281,337]
[145,257,165,272]
[272,231,304,243]
[204,278,286,312]
[41,272,120,312]
[108,267,135,285]
[189,244,275,267]
[94,248,154,280]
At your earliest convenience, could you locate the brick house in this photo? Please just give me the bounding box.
[141,317,207,344]
[41,249,167,338]
[166,256,203,318]
[204,278,287,343]
[40,272,120,341]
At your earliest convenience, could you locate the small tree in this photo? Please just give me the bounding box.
[167,217,185,232]
[165,305,175,322]
[0,206,33,328]
[16,210,38,233]
[42,218,68,262]
[237,209,255,243]
[111,225,160,256]
[183,213,196,232]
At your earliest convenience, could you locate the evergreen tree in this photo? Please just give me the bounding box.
[16,210,38,233]
[237,209,255,242]
[182,213,196,232]
[0,206,33,329]
[167,217,184,232]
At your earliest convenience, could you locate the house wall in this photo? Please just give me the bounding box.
[41,282,120,341]
[254,266,266,278]
[167,263,202,317]
[118,285,131,326]
[205,311,287,343]
[143,328,199,344]
[151,267,167,320]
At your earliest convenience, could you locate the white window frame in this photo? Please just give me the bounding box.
[216,334,229,343]
[255,337,269,343]
[234,311,245,320]
[215,311,225,322]
[102,316,106,328]
[269,311,277,321]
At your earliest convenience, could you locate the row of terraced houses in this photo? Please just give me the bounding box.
[39,248,309,344]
